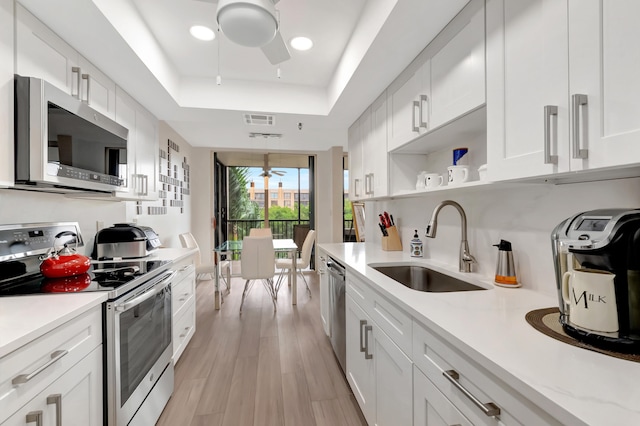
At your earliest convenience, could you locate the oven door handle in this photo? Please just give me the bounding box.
[115,270,176,312]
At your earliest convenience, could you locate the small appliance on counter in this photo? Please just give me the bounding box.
[493,239,519,287]
[93,223,161,260]
[552,209,640,353]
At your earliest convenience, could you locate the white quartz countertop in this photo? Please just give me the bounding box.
[319,242,640,425]
[0,247,197,359]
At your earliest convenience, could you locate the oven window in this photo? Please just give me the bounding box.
[119,286,172,405]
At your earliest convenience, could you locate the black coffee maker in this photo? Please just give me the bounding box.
[551,209,640,353]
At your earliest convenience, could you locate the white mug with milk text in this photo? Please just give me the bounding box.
[562,269,618,332]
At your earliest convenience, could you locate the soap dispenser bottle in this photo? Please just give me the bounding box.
[410,230,423,257]
[493,240,520,287]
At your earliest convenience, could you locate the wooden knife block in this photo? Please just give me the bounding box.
[382,226,403,251]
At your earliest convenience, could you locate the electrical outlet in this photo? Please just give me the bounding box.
[97,221,104,232]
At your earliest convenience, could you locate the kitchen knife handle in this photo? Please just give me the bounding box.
[443,370,500,417]
[543,105,558,164]
[71,67,81,99]
[419,94,428,128]
[571,94,588,159]
[46,394,62,426]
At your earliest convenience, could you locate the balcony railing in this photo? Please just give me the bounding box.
[226,219,309,241]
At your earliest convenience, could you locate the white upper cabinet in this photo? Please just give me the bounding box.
[348,117,364,200]
[0,0,13,187]
[486,0,570,181]
[367,92,389,197]
[387,59,430,152]
[487,0,640,181]
[430,0,485,129]
[77,57,116,119]
[567,0,640,171]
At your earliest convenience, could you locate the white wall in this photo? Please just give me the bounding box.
[367,177,640,297]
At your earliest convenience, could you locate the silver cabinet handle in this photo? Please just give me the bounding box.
[443,370,500,417]
[353,178,361,197]
[359,320,367,352]
[179,326,191,338]
[543,105,558,164]
[25,411,43,426]
[12,350,69,385]
[46,394,62,426]
[419,94,428,128]
[364,325,373,359]
[364,173,373,195]
[412,100,420,132]
[571,94,589,159]
[81,74,90,104]
[143,175,149,196]
[71,67,81,98]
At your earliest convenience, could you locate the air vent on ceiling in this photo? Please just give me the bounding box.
[243,113,275,126]
[249,132,282,139]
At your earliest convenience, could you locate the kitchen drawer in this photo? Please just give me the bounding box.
[172,300,195,363]
[347,272,412,355]
[172,269,195,317]
[414,365,472,426]
[173,256,195,285]
[0,306,102,423]
[412,320,560,425]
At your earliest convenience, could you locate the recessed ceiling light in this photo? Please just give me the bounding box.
[190,25,215,41]
[290,36,313,51]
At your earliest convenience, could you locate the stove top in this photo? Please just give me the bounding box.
[0,260,171,297]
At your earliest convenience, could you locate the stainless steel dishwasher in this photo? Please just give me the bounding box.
[327,257,346,373]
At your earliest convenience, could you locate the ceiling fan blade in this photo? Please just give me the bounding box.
[272,170,286,176]
[261,31,290,65]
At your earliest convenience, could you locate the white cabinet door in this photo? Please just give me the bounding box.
[364,92,389,198]
[318,252,330,337]
[414,366,472,426]
[78,56,116,120]
[387,67,424,151]
[15,4,80,96]
[374,324,413,426]
[568,0,640,171]
[486,0,570,180]
[348,118,364,200]
[430,0,485,129]
[346,295,375,425]
[0,0,13,187]
[134,107,159,199]
[2,346,103,426]
[115,87,137,194]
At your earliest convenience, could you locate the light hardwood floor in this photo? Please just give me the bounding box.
[157,270,367,426]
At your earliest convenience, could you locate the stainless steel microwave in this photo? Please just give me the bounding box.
[14,75,128,193]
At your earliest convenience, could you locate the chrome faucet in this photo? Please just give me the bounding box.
[425,200,477,272]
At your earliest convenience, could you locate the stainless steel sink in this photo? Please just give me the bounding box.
[371,265,486,292]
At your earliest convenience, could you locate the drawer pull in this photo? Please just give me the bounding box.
[364,325,373,360]
[179,264,194,272]
[443,370,500,417]
[359,320,367,352]
[12,350,69,385]
[46,394,62,426]
[179,326,191,338]
[25,411,42,426]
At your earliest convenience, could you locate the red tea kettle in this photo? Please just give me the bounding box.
[40,232,91,278]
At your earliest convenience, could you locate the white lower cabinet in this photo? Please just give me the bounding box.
[2,346,103,426]
[0,306,103,426]
[414,365,472,426]
[346,280,412,426]
[171,255,196,362]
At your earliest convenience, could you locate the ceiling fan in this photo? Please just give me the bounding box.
[202,0,291,65]
[259,153,287,178]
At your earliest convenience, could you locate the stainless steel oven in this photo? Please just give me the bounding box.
[105,269,176,426]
